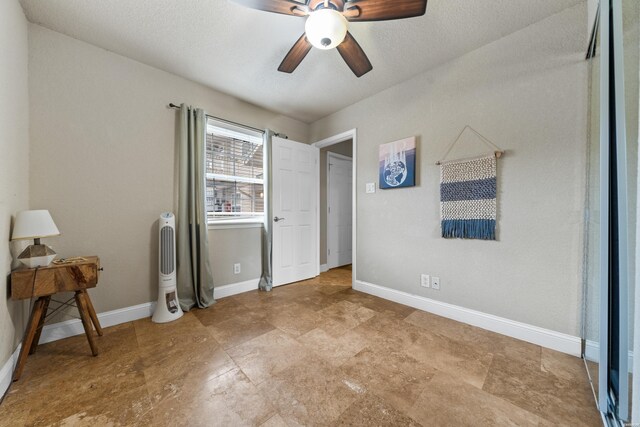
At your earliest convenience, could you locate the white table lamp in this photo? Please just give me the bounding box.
[11,210,61,268]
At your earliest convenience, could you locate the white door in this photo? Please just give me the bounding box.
[272,136,319,287]
[327,152,353,269]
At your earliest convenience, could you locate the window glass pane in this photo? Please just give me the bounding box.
[206,181,264,218]
[205,119,265,221]
[206,133,264,180]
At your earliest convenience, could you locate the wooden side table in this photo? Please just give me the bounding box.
[10,256,102,381]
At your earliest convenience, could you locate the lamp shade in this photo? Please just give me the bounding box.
[11,210,60,240]
[305,9,348,50]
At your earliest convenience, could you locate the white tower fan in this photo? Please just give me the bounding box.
[152,213,183,323]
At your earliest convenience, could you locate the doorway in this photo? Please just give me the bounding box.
[313,130,357,286]
[326,151,353,269]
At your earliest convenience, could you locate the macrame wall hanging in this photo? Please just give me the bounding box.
[436,126,504,240]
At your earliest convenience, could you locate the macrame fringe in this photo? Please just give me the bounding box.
[441,219,496,240]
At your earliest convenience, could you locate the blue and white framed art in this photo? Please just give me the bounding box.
[379,137,416,189]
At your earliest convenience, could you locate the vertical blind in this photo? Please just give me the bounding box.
[205,118,265,221]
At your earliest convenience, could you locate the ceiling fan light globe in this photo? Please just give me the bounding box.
[305,9,348,50]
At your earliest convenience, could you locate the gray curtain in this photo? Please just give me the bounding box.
[176,104,215,310]
[259,130,274,291]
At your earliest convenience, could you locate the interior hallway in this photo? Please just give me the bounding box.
[0,266,600,426]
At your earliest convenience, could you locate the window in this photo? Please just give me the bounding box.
[206,118,265,223]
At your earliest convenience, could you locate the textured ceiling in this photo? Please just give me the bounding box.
[20,0,585,123]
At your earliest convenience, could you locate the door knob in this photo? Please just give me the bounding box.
[274,216,285,222]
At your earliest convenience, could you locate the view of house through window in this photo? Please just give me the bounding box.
[205,118,265,222]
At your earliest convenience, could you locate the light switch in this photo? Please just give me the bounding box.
[366,183,376,194]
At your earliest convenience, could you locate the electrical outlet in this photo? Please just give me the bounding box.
[234,263,241,274]
[366,183,376,194]
[432,276,440,290]
[421,274,430,288]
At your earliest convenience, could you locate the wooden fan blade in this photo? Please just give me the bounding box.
[343,0,427,22]
[231,0,309,16]
[336,32,372,77]
[278,34,313,73]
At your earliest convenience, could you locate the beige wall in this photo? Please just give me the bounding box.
[310,4,589,336]
[319,140,352,266]
[0,0,30,369]
[209,227,262,285]
[28,24,309,319]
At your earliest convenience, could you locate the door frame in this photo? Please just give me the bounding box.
[326,151,353,270]
[312,129,357,288]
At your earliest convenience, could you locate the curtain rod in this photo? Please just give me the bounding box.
[168,103,265,135]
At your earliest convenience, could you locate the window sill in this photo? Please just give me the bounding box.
[207,219,264,230]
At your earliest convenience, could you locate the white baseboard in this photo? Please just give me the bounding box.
[0,344,22,400]
[214,278,260,299]
[354,280,582,357]
[584,340,634,372]
[39,301,155,345]
[320,264,329,273]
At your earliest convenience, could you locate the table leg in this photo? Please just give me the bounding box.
[75,291,98,356]
[80,290,103,336]
[29,296,51,355]
[12,298,47,381]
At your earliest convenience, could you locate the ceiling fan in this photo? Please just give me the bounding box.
[231,0,428,77]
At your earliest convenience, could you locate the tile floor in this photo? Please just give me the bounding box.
[0,266,601,426]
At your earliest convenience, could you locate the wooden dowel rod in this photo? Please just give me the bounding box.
[436,151,504,166]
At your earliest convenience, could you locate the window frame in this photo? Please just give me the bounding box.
[205,118,266,228]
